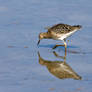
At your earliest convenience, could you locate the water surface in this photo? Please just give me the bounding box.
[0,0,92,92]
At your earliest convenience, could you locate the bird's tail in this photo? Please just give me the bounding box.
[73,25,82,30]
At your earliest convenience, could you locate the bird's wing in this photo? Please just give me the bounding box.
[48,23,73,34]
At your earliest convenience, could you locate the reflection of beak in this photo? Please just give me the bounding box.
[38,51,40,57]
[37,40,40,45]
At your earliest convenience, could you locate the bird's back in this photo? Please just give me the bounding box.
[47,23,81,40]
[48,23,74,34]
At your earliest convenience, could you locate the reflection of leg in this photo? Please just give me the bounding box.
[53,44,65,49]
[65,48,67,58]
[53,51,65,59]
[53,51,66,63]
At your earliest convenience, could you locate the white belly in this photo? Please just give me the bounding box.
[58,29,78,40]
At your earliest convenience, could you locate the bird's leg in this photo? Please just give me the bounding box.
[53,39,67,49]
[63,39,67,53]
[53,44,65,49]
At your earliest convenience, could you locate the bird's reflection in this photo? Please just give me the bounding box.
[38,51,82,80]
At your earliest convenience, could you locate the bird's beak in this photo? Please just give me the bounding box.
[37,40,40,45]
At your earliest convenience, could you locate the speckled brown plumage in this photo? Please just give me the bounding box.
[47,23,82,39]
[38,23,82,49]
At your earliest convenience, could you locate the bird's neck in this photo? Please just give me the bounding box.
[43,32,51,39]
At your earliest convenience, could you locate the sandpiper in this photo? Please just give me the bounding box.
[37,23,82,49]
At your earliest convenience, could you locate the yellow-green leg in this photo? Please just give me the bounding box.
[53,39,67,49]
[64,41,67,49]
[53,44,65,49]
[63,41,67,56]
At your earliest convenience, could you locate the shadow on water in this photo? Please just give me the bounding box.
[39,44,78,49]
[38,44,86,54]
[38,50,82,80]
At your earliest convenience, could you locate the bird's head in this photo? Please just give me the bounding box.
[37,32,47,45]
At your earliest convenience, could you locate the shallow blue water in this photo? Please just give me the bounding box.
[0,0,92,92]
